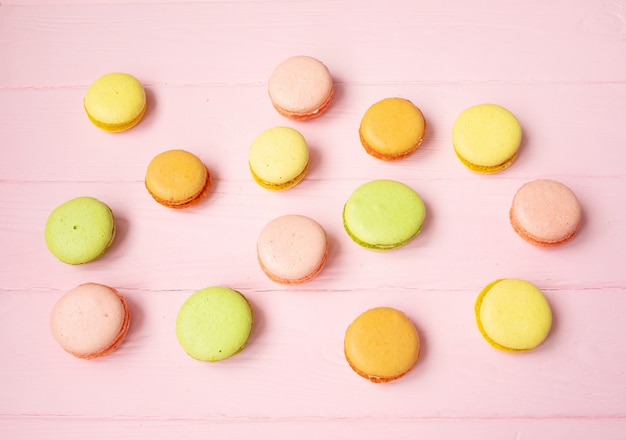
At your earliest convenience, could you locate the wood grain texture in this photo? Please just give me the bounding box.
[1,0,626,438]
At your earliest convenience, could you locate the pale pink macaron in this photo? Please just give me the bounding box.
[50,283,131,359]
[510,179,582,247]
[257,214,329,284]
[267,55,334,120]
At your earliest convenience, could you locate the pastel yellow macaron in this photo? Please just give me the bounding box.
[84,72,146,132]
[452,103,522,173]
[475,278,552,352]
[359,97,426,161]
[249,126,309,190]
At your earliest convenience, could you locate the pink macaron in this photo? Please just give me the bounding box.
[50,283,131,359]
[267,55,334,121]
[257,214,328,284]
[509,179,582,247]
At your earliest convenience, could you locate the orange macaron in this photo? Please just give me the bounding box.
[145,149,212,209]
[344,307,420,383]
[359,97,426,160]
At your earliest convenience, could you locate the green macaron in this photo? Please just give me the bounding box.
[176,286,254,362]
[44,196,116,264]
[342,179,426,250]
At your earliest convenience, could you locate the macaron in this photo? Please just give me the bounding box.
[510,179,582,247]
[176,286,254,362]
[249,126,309,190]
[359,97,426,160]
[145,149,211,209]
[84,72,146,132]
[257,214,328,285]
[452,103,522,173]
[268,55,334,120]
[44,196,116,264]
[50,283,131,359]
[342,179,426,250]
[344,307,420,383]
[475,278,552,352]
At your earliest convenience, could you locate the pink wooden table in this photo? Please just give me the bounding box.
[2,0,625,438]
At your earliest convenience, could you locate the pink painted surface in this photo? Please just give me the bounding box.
[1,0,625,438]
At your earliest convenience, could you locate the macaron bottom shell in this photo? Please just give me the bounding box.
[249,160,309,191]
[342,215,423,250]
[271,85,334,121]
[147,165,212,209]
[85,103,146,132]
[454,148,518,174]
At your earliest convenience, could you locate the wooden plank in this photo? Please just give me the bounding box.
[1,1,625,88]
[2,417,626,440]
[0,177,622,291]
[1,288,625,419]
[0,83,625,182]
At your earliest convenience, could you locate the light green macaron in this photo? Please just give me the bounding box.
[44,196,116,264]
[176,286,254,362]
[343,180,426,250]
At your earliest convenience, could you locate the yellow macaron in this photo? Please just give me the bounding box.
[475,278,552,352]
[84,72,146,132]
[452,103,522,173]
[248,126,309,190]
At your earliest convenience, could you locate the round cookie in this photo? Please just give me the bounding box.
[452,103,522,173]
[510,179,581,247]
[176,286,254,362]
[257,215,328,284]
[342,180,426,250]
[145,149,211,209]
[50,283,131,359]
[268,55,334,120]
[84,72,146,132]
[44,196,116,264]
[359,97,426,160]
[344,307,420,383]
[475,279,552,352]
[249,127,309,190]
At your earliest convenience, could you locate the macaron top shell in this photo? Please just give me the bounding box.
[475,279,552,352]
[84,72,146,132]
[44,196,116,264]
[257,215,328,284]
[452,103,522,173]
[510,179,581,246]
[344,307,420,383]
[145,149,210,208]
[268,55,334,120]
[343,180,426,250]
[359,98,426,160]
[176,286,253,362]
[249,126,309,190]
[50,283,130,359]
